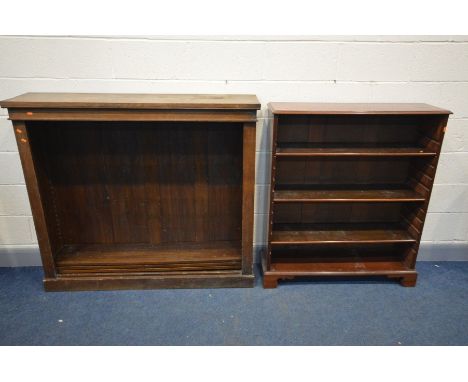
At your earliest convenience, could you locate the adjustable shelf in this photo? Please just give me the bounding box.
[263,103,451,288]
[273,188,426,203]
[268,244,416,281]
[271,223,417,245]
[275,144,437,157]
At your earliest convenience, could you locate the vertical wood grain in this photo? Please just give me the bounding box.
[405,115,450,268]
[242,122,256,274]
[12,121,57,277]
[266,116,279,270]
[1,94,260,291]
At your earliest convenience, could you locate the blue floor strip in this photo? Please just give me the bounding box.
[0,262,467,345]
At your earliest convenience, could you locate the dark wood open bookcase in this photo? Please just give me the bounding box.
[1,93,260,291]
[263,103,451,288]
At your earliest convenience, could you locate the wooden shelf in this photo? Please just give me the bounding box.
[271,224,416,245]
[56,242,242,275]
[262,257,417,288]
[275,145,437,157]
[263,246,417,286]
[269,257,410,274]
[273,188,425,203]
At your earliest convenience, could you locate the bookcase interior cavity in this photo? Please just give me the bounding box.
[264,105,451,288]
[28,121,244,274]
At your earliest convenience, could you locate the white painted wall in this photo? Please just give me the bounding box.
[0,35,467,264]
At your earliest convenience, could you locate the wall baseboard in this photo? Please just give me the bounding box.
[0,246,42,267]
[0,243,467,267]
[416,242,468,261]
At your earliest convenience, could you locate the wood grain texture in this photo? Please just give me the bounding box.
[1,93,261,110]
[273,189,425,203]
[273,203,403,224]
[27,121,243,246]
[7,109,257,122]
[403,115,450,269]
[262,248,417,288]
[270,259,411,273]
[275,158,411,186]
[44,273,255,292]
[56,242,241,274]
[265,115,279,270]
[3,93,259,291]
[275,145,437,157]
[241,122,256,274]
[12,121,57,278]
[271,224,416,245]
[269,102,452,115]
[263,104,449,288]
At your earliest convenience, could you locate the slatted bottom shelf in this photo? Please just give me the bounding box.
[270,244,408,270]
[56,241,242,275]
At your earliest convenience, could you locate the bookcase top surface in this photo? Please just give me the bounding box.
[0,92,261,110]
[269,102,452,115]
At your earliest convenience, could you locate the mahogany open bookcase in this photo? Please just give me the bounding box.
[263,103,451,288]
[0,93,260,291]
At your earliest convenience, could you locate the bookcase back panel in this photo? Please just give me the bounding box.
[28,121,243,246]
[276,115,435,146]
[276,158,411,186]
[273,202,402,224]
